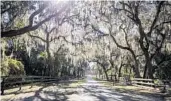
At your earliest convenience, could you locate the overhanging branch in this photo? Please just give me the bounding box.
[1,2,70,37]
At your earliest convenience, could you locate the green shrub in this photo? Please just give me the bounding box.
[1,58,25,76]
[38,52,47,59]
[154,79,165,87]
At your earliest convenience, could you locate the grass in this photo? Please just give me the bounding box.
[1,83,44,101]
[92,77,101,81]
[93,77,170,97]
[69,78,86,87]
[2,83,43,94]
[2,78,86,95]
[1,78,87,101]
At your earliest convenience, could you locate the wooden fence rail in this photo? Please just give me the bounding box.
[132,78,171,91]
[0,75,74,95]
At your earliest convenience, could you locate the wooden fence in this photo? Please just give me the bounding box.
[0,75,74,95]
[132,78,171,87]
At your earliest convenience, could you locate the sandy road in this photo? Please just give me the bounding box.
[1,75,164,101]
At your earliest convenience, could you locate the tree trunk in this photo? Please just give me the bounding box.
[143,64,147,78]
[143,52,154,79]
[98,68,101,79]
[110,34,141,78]
[118,63,123,78]
[101,66,109,81]
[130,50,141,78]
[46,32,51,76]
[104,69,109,80]
[109,60,115,81]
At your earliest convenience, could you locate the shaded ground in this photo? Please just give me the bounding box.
[1,75,166,101]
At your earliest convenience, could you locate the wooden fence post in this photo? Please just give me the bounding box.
[113,75,116,86]
[1,77,5,95]
[113,77,115,86]
[19,77,22,91]
[30,77,33,88]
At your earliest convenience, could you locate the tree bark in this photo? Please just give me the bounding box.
[130,50,141,78]
[103,66,109,81]
[143,52,154,78]
[98,63,109,81]
[46,32,51,76]
[118,63,123,78]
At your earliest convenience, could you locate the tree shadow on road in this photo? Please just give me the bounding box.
[23,85,68,101]
[23,82,82,101]
[81,85,165,101]
[1,80,82,101]
[1,80,165,101]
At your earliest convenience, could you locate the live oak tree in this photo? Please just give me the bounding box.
[84,1,141,77]
[118,1,171,78]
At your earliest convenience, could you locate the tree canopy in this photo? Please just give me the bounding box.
[1,1,171,80]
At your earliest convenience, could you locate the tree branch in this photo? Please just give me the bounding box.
[50,35,68,42]
[150,29,166,60]
[120,25,130,47]
[110,34,130,50]
[29,4,47,27]
[28,33,46,42]
[119,2,133,15]
[1,2,70,37]
[56,44,64,54]
[147,1,165,37]
[154,20,171,29]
